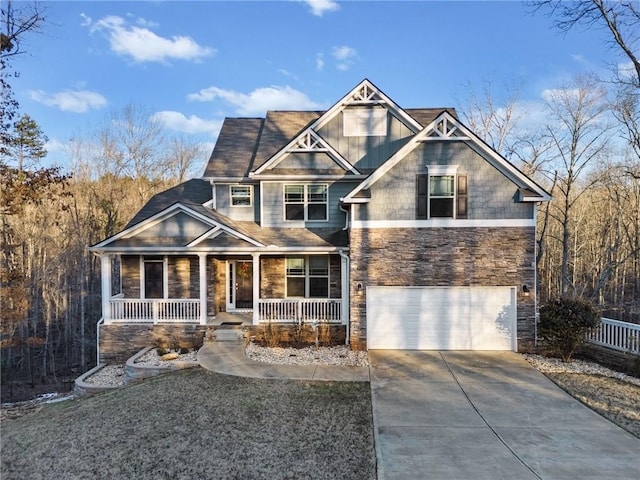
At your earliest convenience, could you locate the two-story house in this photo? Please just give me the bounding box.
[89,79,550,362]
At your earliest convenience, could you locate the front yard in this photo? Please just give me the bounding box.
[1,368,376,480]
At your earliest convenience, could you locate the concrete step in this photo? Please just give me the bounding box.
[207,327,245,342]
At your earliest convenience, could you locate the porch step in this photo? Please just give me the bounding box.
[204,326,245,343]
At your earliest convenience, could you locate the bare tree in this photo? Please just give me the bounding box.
[529,0,640,86]
[543,74,612,295]
[164,135,206,183]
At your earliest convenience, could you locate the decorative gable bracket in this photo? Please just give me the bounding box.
[420,116,470,141]
[347,83,386,105]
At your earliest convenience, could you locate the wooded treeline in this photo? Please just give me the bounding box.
[0,105,205,400]
[1,0,638,399]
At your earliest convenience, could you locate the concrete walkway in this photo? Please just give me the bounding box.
[369,350,640,480]
[197,341,370,382]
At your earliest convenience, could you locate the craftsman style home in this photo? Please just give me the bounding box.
[90,79,550,360]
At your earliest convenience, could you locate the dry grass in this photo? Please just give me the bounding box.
[545,373,640,438]
[1,368,375,480]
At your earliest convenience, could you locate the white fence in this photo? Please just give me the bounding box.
[588,318,640,354]
[108,299,201,324]
[258,298,342,324]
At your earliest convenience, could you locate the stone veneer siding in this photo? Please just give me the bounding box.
[348,227,536,352]
[99,324,206,364]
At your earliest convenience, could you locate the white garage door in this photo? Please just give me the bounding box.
[367,286,516,350]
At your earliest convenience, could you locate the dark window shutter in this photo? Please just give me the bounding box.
[457,174,468,219]
[416,174,428,219]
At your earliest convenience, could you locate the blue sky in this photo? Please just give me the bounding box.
[9,0,619,170]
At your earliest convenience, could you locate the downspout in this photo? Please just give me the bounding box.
[339,250,350,345]
[339,202,350,230]
[96,317,104,366]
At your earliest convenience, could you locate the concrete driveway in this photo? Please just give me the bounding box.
[369,351,640,480]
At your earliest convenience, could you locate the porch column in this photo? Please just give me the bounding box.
[252,253,260,325]
[101,254,111,324]
[198,253,208,325]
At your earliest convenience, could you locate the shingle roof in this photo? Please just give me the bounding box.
[125,179,212,229]
[203,109,458,180]
[405,108,458,127]
[203,118,264,178]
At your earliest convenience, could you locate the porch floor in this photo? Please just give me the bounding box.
[208,311,253,326]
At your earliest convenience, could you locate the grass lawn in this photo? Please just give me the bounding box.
[1,368,376,480]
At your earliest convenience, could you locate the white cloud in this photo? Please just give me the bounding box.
[79,13,92,27]
[332,45,357,70]
[302,0,340,17]
[29,89,107,113]
[153,111,222,136]
[541,87,582,103]
[91,15,215,63]
[316,52,325,70]
[187,85,322,115]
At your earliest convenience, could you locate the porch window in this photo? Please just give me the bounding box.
[286,256,329,298]
[230,185,252,207]
[143,256,164,299]
[284,184,328,221]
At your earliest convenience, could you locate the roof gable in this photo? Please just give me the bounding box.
[343,111,551,203]
[90,203,264,250]
[251,79,424,176]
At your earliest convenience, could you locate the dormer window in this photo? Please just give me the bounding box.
[343,108,387,136]
[230,185,252,207]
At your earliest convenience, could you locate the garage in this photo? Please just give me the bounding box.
[366,286,516,350]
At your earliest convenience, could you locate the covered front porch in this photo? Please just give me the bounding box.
[99,252,349,327]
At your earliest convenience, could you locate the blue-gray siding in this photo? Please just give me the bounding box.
[136,212,211,238]
[355,142,533,221]
[215,184,260,222]
[317,109,414,171]
[261,181,357,228]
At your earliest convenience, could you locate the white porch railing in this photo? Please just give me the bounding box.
[108,299,201,324]
[588,318,640,354]
[258,299,342,324]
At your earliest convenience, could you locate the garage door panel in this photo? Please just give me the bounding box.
[367,287,516,350]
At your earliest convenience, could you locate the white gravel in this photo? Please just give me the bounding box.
[83,365,125,386]
[135,348,199,366]
[246,343,369,367]
[523,354,640,386]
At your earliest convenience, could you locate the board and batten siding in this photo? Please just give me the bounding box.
[261,181,356,228]
[355,142,533,221]
[214,183,260,222]
[317,109,414,172]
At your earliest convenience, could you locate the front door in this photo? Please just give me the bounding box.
[230,261,253,310]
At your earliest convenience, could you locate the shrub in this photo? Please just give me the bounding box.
[539,297,600,362]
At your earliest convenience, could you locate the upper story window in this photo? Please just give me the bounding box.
[230,185,252,207]
[284,184,328,221]
[430,175,455,217]
[343,108,387,136]
[417,166,467,219]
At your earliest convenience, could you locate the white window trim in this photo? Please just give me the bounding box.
[343,108,387,137]
[230,184,253,207]
[285,255,330,298]
[283,184,329,223]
